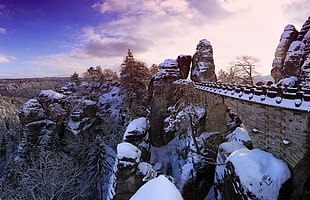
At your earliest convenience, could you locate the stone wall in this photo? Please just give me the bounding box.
[197,87,309,169]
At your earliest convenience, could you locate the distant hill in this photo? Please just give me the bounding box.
[0,77,70,107]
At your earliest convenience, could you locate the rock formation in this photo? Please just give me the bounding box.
[271,25,299,82]
[107,117,156,200]
[271,16,310,86]
[149,57,190,147]
[191,39,217,82]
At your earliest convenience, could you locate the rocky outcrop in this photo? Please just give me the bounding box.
[190,39,217,82]
[271,25,299,82]
[271,16,310,86]
[214,127,291,200]
[17,81,124,154]
[149,59,187,147]
[107,118,156,200]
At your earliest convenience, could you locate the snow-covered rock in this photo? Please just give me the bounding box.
[282,41,305,77]
[191,39,217,82]
[277,76,298,87]
[225,148,291,200]
[117,142,141,166]
[271,16,310,85]
[123,117,149,142]
[130,175,183,200]
[226,125,252,148]
[19,99,45,124]
[154,59,181,80]
[271,24,298,82]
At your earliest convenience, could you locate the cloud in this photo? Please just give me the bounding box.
[190,0,232,20]
[283,0,310,26]
[86,36,152,57]
[0,27,6,34]
[0,55,15,63]
[14,0,309,78]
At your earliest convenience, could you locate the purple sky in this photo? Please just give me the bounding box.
[0,0,309,78]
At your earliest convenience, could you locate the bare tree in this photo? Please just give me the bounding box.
[232,55,260,85]
[218,56,260,85]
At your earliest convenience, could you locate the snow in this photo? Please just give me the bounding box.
[179,162,195,190]
[226,126,251,145]
[173,79,193,86]
[38,90,65,100]
[227,148,291,200]
[117,142,141,163]
[83,99,96,106]
[198,39,211,47]
[277,76,298,86]
[281,24,296,39]
[123,117,149,140]
[154,59,180,80]
[137,162,157,182]
[67,117,81,135]
[130,175,183,200]
[20,99,45,116]
[194,83,310,111]
[214,140,245,194]
[282,140,290,145]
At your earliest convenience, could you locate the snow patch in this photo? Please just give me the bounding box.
[123,117,149,140]
[226,126,251,145]
[130,175,183,200]
[117,142,141,164]
[38,90,65,100]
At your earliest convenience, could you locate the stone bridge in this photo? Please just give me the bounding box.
[194,82,310,196]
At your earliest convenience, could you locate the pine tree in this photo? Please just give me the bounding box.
[120,49,149,121]
[70,72,81,85]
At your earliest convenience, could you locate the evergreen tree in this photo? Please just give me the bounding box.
[70,72,81,85]
[120,49,149,121]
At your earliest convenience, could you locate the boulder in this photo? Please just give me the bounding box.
[223,148,291,200]
[190,39,217,82]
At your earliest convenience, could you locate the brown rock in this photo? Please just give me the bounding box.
[177,55,192,79]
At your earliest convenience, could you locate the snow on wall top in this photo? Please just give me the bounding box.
[227,148,291,200]
[130,175,183,200]
[194,82,310,111]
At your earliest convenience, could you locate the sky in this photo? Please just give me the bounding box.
[0,0,309,78]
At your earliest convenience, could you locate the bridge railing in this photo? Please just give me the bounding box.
[194,82,310,111]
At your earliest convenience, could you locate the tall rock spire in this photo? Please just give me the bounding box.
[190,39,217,82]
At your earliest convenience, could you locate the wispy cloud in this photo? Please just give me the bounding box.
[283,0,310,26]
[0,27,7,34]
[0,55,15,63]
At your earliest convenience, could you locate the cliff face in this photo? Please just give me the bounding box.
[149,58,191,147]
[271,16,310,86]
